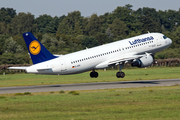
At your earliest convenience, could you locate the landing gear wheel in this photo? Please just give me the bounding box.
[116,72,121,78]
[120,72,125,78]
[90,72,99,78]
[94,72,98,78]
[90,72,94,78]
[116,72,125,78]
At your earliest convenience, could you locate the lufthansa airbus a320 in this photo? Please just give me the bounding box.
[9,32,172,78]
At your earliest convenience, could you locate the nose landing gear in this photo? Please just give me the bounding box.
[90,63,125,78]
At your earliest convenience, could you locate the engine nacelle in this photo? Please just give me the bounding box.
[131,55,153,68]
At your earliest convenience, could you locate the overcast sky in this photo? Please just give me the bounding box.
[1,0,180,18]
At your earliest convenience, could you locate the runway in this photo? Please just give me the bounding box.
[0,79,180,94]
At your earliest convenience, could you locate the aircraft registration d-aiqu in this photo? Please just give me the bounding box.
[8,32,172,78]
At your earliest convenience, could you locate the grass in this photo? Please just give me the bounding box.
[0,67,180,87]
[0,67,180,119]
[0,86,180,120]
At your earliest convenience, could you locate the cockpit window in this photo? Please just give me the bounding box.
[163,36,167,39]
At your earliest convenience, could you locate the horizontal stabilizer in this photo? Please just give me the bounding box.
[8,67,28,70]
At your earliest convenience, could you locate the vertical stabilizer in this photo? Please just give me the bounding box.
[22,32,57,64]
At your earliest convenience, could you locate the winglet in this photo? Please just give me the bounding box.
[23,32,57,64]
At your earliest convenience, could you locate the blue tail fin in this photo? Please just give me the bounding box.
[22,32,57,64]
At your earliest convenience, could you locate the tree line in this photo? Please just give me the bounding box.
[0,4,180,65]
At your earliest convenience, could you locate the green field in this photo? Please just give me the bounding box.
[0,67,180,87]
[0,86,180,120]
[0,67,180,119]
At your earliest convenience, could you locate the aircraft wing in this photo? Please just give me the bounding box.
[108,53,148,65]
[95,53,151,69]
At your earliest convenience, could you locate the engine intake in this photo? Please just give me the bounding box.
[131,55,153,68]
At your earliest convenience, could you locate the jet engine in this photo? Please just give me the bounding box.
[131,55,153,68]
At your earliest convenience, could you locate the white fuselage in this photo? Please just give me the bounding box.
[26,33,172,75]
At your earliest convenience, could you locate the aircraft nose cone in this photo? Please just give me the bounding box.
[169,38,172,44]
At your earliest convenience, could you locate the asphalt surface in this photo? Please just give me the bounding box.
[0,79,180,94]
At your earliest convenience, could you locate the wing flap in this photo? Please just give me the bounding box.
[108,54,145,65]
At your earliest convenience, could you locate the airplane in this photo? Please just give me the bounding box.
[8,32,172,78]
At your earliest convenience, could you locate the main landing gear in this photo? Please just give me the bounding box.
[90,70,98,78]
[90,64,125,78]
[116,71,125,78]
[116,64,125,78]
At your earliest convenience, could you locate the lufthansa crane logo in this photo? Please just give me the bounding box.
[29,40,41,55]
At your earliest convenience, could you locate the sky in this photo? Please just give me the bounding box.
[1,0,180,18]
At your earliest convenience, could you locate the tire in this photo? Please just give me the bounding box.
[116,72,121,78]
[120,72,125,78]
[90,72,94,78]
[94,72,98,78]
